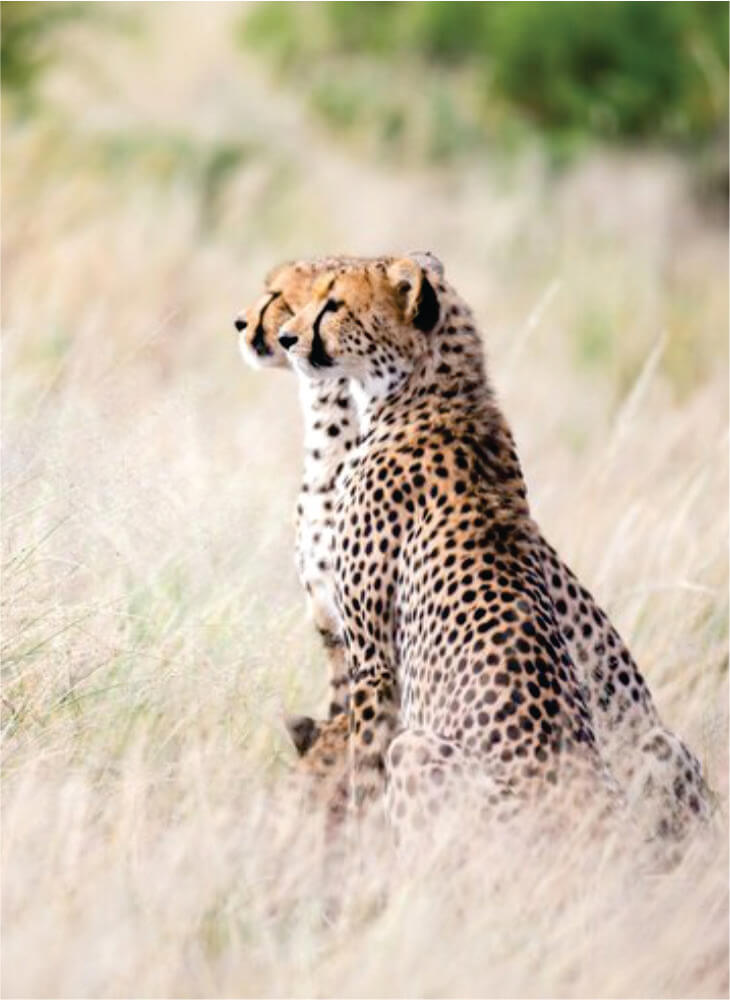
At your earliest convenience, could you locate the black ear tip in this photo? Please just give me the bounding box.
[285,715,318,756]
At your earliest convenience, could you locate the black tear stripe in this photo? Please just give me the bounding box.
[310,298,342,369]
[252,291,281,357]
[413,275,440,332]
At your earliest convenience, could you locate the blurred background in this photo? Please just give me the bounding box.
[2,4,728,997]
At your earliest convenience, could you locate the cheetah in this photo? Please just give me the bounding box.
[276,252,711,845]
[277,252,622,823]
[235,258,364,716]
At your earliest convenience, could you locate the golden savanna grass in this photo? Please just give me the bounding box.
[2,6,728,998]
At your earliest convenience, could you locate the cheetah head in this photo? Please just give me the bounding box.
[234,256,367,371]
[277,252,445,395]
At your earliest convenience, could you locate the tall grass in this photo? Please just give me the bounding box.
[2,6,728,997]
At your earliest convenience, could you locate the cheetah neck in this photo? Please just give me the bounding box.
[296,375,359,491]
[361,291,530,516]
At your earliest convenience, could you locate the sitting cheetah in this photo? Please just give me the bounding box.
[276,253,711,844]
[277,253,622,820]
[235,259,364,716]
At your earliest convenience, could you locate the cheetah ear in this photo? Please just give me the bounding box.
[387,255,441,333]
[264,259,293,287]
[405,250,444,278]
[285,715,319,757]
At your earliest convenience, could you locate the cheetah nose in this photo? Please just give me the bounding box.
[234,317,247,332]
[278,332,298,350]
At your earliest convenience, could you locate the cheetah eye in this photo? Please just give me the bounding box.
[325,298,343,314]
[395,280,412,307]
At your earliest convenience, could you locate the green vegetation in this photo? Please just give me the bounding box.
[4,3,726,173]
[242,2,728,160]
[1,2,94,97]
